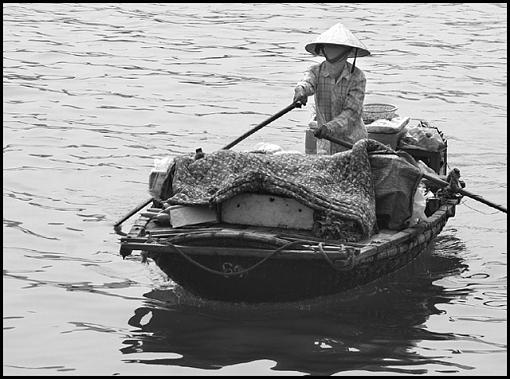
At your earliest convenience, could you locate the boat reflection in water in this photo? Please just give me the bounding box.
[121,232,470,375]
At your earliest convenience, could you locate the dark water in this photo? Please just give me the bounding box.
[3,3,507,375]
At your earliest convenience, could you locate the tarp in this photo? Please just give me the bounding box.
[167,139,379,241]
[369,151,422,230]
[162,139,423,240]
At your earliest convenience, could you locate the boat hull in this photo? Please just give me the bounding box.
[120,199,457,303]
[148,238,436,302]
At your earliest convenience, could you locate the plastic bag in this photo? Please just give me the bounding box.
[149,156,174,201]
[399,126,445,151]
[274,150,303,155]
[408,183,428,226]
[369,153,422,230]
[248,142,283,154]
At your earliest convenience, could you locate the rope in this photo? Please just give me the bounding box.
[165,239,306,277]
[313,242,352,271]
[315,242,333,265]
[351,48,358,73]
[314,242,339,271]
[155,237,358,276]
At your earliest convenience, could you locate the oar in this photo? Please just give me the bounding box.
[222,101,302,150]
[114,197,153,235]
[114,101,303,235]
[321,134,507,214]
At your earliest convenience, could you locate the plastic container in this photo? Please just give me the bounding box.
[366,117,409,149]
[305,124,318,154]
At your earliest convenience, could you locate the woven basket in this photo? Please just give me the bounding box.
[362,103,397,123]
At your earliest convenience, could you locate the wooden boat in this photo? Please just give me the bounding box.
[119,198,459,303]
[118,117,465,303]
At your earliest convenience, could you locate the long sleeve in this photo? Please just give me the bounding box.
[296,63,321,96]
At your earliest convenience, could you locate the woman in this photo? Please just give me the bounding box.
[294,23,371,154]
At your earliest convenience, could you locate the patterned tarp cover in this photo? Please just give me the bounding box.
[167,139,387,241]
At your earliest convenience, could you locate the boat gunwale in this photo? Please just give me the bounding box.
[120,199,459,266]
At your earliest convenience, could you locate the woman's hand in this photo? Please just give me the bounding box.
[293,86,308,106]
[311,124,328,138]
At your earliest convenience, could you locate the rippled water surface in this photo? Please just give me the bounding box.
[3,3,507,376]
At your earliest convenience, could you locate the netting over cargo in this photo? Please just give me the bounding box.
[166,139,381,241]
[151,139,423,240]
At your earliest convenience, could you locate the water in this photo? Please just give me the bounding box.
[3,3,507,375]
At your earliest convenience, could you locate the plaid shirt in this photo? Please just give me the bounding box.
[297,61,367,154]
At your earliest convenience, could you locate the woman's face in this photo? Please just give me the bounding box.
[322,44,351,63]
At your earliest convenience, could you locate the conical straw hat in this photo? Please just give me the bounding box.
[305,23,370,58]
